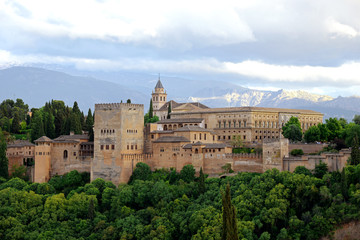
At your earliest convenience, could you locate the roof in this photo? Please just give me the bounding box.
[157,118,204,124]
[171,106,323,115]
[53,134,89,143]
[158,100,209,112]
[174,125,211,132]
[155,79,164,89]
[34,136,53,143]
[150,130,174,134]
[7,140,34,148]
[183,142,230,149]
[153,136,190,143]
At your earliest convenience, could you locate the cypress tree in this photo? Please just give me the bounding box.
[341,168,348,200]
[31,112,45,142]
[88,198,95,220]
[167,102,171,119]
[149,99,154,119]
[350,134,360,165]
[11,113,20,133]
[222,183,238,240]
[86,109,94,141]
[0,129,9,179]
[198,167,206,194]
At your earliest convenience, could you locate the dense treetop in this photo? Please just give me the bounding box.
[0,162,359,239]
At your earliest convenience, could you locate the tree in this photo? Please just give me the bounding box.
[222,183,238,240]
[283,124,302,142]
[304,125,321,143]
[149,99,154,119]
[314,161,328,179]
[318,123,329,142]
[11,113,20,134]
[294,166,312,176]
[350,134,360,165]
[353,115,360,125]
[198,167,206,194]
[325,118,342,141]
[230,135,243,148]
[282,117,302,142]
[128,162,152,183]
[30,111,45,142]
[180,164,196,183]
[127,99,131,103]
[0,129,8,179]
[85,109,94,141]
[167,102,171,119]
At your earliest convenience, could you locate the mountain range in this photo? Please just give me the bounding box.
[0,66,359,121]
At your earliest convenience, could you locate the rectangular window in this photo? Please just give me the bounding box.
[127,145,129,150]
[194,134,196,140]
[151,135,154,139]
[131,145,133,150]
[111,145,115,150]
[101,145,104,150]
[199,133,202,140]
[73,152,76,156]
[135,145,137,150]
[160,148,164,152]
[204,134,207,140]
[106,145,109,150]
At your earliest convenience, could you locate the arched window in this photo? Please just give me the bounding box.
[63,150,68,159]
[195,148,199,154]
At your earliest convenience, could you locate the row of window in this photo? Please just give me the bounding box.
[101,129,115,134]
[127,129,138,133]
[218,120,247,128]
[254,121,278,128]
[153,96,166,102]
[7,151,33,156]
[193,133,213,141]
[127,144,138,150]
[100,145,115,150]
[36,152,50,156]
[255,136,279,140]
[218,135,246,140]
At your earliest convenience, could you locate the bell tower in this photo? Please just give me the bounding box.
[152,76,167,112]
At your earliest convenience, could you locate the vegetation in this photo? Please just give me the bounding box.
[290,149,304,156]
[0,164,359,239]
[0,99,94,143]
[281,116,302,142]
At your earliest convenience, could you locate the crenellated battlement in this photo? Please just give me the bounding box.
[95,103,144,110]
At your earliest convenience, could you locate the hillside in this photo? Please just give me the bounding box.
[0,67,147,111]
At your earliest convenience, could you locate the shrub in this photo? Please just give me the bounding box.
[290,149,304,156]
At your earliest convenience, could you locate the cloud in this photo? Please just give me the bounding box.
[224,60,360,85]
[0,0,255,49]
[326,18,358,38]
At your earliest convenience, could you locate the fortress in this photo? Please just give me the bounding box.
[6,79,350,185]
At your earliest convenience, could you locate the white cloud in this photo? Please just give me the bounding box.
[0,0,255,48]
[224,61,360,85]
[326,18,358,38]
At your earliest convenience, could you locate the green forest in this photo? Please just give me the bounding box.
[0,162,360,240]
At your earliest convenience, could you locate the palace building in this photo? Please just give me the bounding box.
[15,78,345,185]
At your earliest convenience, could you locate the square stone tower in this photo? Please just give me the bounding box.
[92,103,144,185]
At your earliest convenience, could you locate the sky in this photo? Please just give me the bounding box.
[1,0,360,97]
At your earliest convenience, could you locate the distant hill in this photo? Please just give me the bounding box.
[0,67,147,111]
[1,66,359,121]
